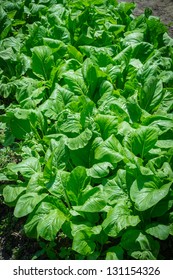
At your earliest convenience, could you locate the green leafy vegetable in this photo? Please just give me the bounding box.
[1,0,173,260]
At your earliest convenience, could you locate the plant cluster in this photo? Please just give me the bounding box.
[0,0,173,260]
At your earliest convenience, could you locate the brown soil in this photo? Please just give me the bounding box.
[119,0,173,37]
[0,196,43,260]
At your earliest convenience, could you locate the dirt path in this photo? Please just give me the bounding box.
[119,0,173,37]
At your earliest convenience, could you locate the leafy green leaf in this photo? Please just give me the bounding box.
[124,126,158,158]
[66,166,89,205]
[37,208,66,241]
[82,58,98,97]
[63,71,88,96]
[45,138,68,171]
[74,186,107,212]
[66,128,92,150]
[94,135,124,167]
[3,184,26,204]
[145,223,170,240]
[130,175,171,211]
[139,77,163,112]
[24,198,67,239]
[14,192,48,218]
[95,114,118,140]
[31,46,54,80]
[72,231,95,256]
[47,170,70,198]
[150,193,173,218]
[9,116,31,139]
[68,45,83,63]
[9,157,41,178]
[102,201,140,237]
[87,162,113,179]
[121,229,160,259]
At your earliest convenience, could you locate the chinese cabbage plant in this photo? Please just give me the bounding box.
[0,0,173,260]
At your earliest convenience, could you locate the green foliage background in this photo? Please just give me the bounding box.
[0,0,173,260]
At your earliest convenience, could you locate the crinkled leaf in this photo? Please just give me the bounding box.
[139,77,163,112]
[31,46,54,80]
[24,199,67,238]
[58,111,81,135]
[74,194,106,213]
[130,175,171,211]
[63,72,87,95]
[66,166,89,205]
[82,58,98,96]
[142,115,173,132]
[3,185,26,204]
[10,157,41,178]
[123,31,144,46]
[102,201,140,237]
[121,229,160,259]
[95,114,118,140]
[45,138,68,170]
[68,45,83,63]
[87,162,113,179]
[37,208,66,241]
[145,223,170,240]
[94,135,124,166]
[66,128,92,150]
[125,126,158,158]
[14,192,48,218]
[156,140,173,149]
[72,231,95,256]
[47,170,70,198]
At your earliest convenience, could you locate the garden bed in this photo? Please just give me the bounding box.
[0,0,173,260]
